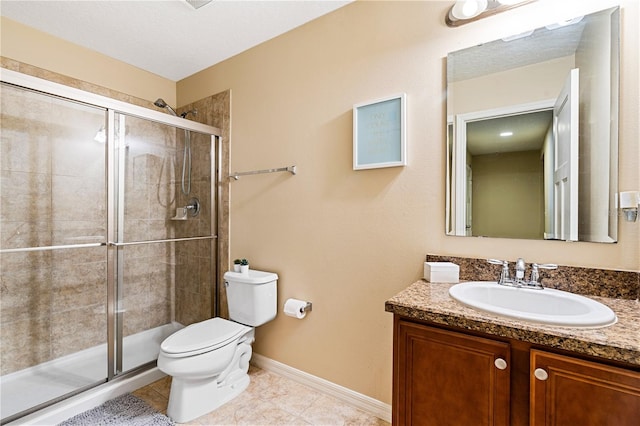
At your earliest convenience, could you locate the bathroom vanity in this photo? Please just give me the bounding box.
[386,281,640,426]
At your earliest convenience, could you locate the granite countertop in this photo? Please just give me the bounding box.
[385,280,640,367]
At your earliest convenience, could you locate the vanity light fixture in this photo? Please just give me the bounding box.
[446,0,536,27]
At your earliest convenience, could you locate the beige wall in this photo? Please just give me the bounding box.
[0,17,177,107]
[179,0,639,405]
[1,0,638,407]
[448,55,575,115]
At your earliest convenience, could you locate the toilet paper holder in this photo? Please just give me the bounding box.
[283,298,313,319]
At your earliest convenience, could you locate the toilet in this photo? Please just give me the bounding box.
[157,269,278,423]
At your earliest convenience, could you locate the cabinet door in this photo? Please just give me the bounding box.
[394,319,510,426]
[531,349,640,426]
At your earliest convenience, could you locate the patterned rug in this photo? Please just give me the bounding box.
[57,393,174,426]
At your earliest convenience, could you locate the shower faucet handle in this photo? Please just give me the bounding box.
[184,198,200,216]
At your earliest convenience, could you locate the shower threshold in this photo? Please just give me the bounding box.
[0,322,181,422]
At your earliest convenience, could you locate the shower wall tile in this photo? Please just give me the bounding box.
[148,300,172,329]
[146,150,178,186]
[0,267,52,324]
[51,261,106,313]
[175,285,212,326]
[51,174,106,222]
[122,239,151,260]
[148,218,174,241]
[191,133,213,182]
[0,126,52,174]
[178,90,230,320]
[50,135,105,179]
[121,244,175,336]
[51,305,106,359]
[1,170,52,227]
[124,180,151,221]
[175,254,201,295]
[150,183,180,220]
[51,220,105,246]
[123,219,151,243]
[0,316,51,375]
[0,220,52,250]
[0,250,51,273]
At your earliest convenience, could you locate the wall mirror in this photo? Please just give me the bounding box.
[445,6,619,243]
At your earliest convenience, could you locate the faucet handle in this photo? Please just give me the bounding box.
[530,263,558,287]
[533,263,558,270]
[487,259,510,284]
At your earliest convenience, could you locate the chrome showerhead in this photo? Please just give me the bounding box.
[180,109,198,118]
[153,98,178,117]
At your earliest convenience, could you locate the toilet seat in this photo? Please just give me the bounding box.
[161,317,251,358]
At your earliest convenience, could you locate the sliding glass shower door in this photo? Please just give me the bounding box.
[0,78,218,423]
[112,112,216,375]
[0,83,110,420]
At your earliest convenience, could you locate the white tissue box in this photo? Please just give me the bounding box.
[424,262,459,283]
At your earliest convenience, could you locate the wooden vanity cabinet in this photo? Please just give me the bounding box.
[393,318,511,425]
[530,350,640,426]
[393,316,640,426]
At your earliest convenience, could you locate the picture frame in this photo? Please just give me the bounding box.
[353,93,406,170]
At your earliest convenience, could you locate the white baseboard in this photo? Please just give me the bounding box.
[251,353,392,423]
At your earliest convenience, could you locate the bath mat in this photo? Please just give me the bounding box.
[57,393,174,426]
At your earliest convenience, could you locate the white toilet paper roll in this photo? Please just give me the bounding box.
[284,298,307,319]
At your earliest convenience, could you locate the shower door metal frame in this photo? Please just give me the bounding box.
[0,68,222,418]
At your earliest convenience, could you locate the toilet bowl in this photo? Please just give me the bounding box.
[157,270,277,423]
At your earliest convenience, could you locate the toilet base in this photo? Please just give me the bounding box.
[167,370,250,423]
[165,341,253,423]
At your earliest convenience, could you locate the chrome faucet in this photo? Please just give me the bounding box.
[515,258,526,280]
[488,258,558,289]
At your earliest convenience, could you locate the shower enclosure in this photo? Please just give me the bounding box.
[0,70,221,423]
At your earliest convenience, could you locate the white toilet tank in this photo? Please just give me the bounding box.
[224,269,278,326]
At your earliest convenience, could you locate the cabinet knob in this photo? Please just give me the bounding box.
[534,368,549,381]
[494,358,508,370]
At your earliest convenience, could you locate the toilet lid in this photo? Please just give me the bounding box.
[161,318,250,356]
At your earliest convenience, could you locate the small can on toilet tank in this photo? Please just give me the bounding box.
[224,270,278,326]
[424,262,459,283]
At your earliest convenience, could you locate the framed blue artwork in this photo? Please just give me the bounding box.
[353,93,406,170]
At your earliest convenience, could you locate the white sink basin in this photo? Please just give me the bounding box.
[449,281,617,328]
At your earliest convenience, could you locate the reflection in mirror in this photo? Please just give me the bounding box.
[446,7,619,243]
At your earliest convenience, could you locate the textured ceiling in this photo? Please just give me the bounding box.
[1,0,353,81]
[447,18,586,82]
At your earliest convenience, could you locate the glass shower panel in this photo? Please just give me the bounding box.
[115,113,212,243]
[0,83,108,421]
[117,239,213,373]
[115,113,214,374]
[0,83,107,250]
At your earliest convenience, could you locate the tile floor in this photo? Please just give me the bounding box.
[133,365,390,426]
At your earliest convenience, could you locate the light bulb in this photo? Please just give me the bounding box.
[451,0,488,20]
[463,0,480,17]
